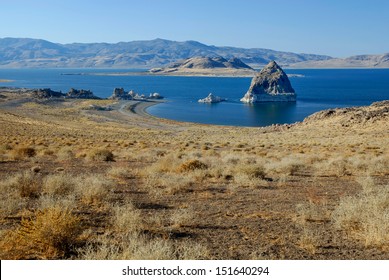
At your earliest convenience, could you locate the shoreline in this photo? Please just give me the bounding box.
[117,99,165,119]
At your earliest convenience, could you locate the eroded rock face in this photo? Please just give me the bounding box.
[241,61,296,102]
[109,88,133,100]
[198,93,225,103]
[66,88,99,99]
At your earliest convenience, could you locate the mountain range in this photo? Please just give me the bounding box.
[0,37,387,68]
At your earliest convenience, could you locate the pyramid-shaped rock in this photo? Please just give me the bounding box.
[241,61,296,102]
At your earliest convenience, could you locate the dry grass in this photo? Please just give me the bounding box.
[0,206,83,259]
[0,171,41,198]
[112,202,142,234]
[177,159,208,172]
[75,175,112,206]
[332,178,389,248]
[10,146,36,159]
[87,148,115,162]
[80,232,209,260]
[42,173,76,197]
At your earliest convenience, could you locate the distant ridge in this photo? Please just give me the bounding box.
[0,37,332,68]
[291,53,389,68]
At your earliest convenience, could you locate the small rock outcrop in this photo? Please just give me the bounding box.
[148,92,163,99]
[198,93,225,103]
[31,88,63,99]
[66,88,99,99]
[109,88,133,100]
[241,61,296,103]
[109,88,163,100]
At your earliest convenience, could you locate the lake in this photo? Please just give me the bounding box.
[1,68,388,127]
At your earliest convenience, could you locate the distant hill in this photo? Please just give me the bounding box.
[149,56,256,76]
[0,37,332,68]
[291,53,389,68]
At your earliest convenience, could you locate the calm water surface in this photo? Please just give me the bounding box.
[1,68,388,126]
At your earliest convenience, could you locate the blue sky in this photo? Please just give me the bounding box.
[1,0,388,57]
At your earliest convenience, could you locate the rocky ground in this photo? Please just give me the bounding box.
[0,89,388,260]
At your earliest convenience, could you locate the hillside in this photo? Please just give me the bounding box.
[291,53,389,68]
[149,56,255,76]
[0,37,332,68]
[0,89,388,260]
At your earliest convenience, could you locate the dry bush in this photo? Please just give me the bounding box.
[38,195,76,211]
[80,232,208,260]
[0,171,41,198]
[147,154,178,173]
[87,148,114,162]
[266,156,305,176]
[144,173,194,196]
[56,147,74,161]
[112,202,142,234]
[170,207,194,228]
[42,173,76,197]
[231,163,268,188]
[368,155,389,175]
[107,166,137,179]
[177,159,208,173]
[80,233,176,260]
[314,156,351,177]
[11,146,36,159]
[75,174,112,206]
[332,179,389,247]
[0,206,83,259]
[235,164,266,179]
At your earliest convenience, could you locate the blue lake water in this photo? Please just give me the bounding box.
[1,68,389,127]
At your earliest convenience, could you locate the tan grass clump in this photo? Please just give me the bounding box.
[75,175,112,206]
[80,232,209,260]
[0,206,83,259]
[236,164,266,179]
[332,178,389,247]
[11,146,36,159]
[0,171,41,198]
[112,202,142,234]
[177,159,208,173]
[87,148,114,162]
[42,173,76,197]
[266,156,305,176]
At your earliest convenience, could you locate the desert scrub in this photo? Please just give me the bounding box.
[144,173,194,196]
[87,148,114,162]
[0,206,83,259]
[235,164,266,179]
[80,232,209,260]
[0,171,41,198]
[112,202,142,234]
[107,166,137,179]
[42,173,76,197]
[56,147,74,161]
[75,174,112,206]
[11,146,36,159]
[170,207,194,228]
[332,178,389,247]
[265,156,305,176]
[177,159,208,172]
[314,156,351,177]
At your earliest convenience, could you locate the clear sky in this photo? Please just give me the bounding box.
[1,0,388,57]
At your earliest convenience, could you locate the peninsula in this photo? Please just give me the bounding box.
[149,56,256,76]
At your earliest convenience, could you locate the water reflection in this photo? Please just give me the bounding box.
[243,102,298,126]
